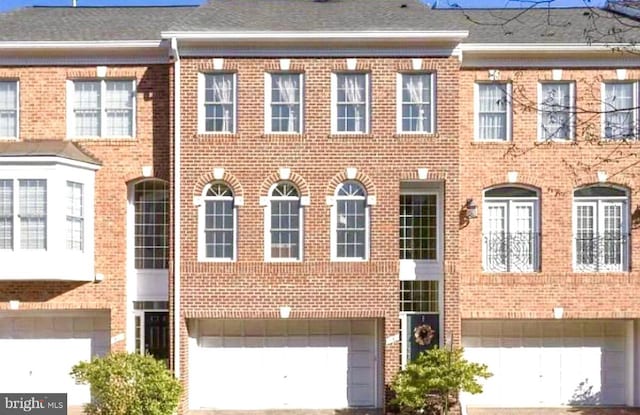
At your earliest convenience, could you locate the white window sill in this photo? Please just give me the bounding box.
[330,257,369,262]
[399,259,443,280]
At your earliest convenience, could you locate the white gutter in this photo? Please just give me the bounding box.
[161,30,469,41]
[170,36,181,379]
[460,42,638,52]
[0,40,163,49]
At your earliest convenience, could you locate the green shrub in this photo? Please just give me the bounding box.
[71,352,181,415]
[391,347,492,415]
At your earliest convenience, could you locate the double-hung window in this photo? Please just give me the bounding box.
[265,182,302,261]
[574,186,628,272]
[0,81,18,139]
[398,73,435,133]
[66,181,84,251]
[483,186,539,272]
[332,73,369,134]
[603,82,637,139]
[265,73,303,133]
[200,182,236,261]
[69,80,135,138]
[332,181,369,260]
[539,82,574,140]
[200,73,236,134]
[0,179,47,250]
[476,82,511,141]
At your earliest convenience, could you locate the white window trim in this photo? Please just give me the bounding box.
[197,72,237,135]
[197,183,238,262]
[0,160,97,281]
[601,81,638,140]
[398,187,444,280]
[330,72,370,135]
[396,73,436,134]
[474,82,513,142]
[0,80,19,140]
[482,191,540,273]
[330,182,371,262]
[572,190,629,272]
[537,81,575,142]
[264,72,304,134]
[66,79,137,139]
[263,183,304,262]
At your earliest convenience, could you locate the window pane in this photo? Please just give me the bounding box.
[19,179,46,250]
[74,81,100,136]
[336,74,367,133]
[540,83,571,140]
[204,198,234,259]
[401,74,432,133]
[204,74,234,133]
[484,204,507,271]
[574,186,627,198]
[270,199,300,259]
[478,84,508,140]
[0,179,12,249]
[604,83,635,139]
[336,198,366,259]
[399,194,437,260]
[400,280,439,312]
[271,74,301,133]
[134,180,168,269]
[66,181,84,251]
[105,81,134,137]
[0,82,17,137]
[485,186,537,198]
[576,204,595,268]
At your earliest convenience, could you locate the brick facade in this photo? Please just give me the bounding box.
[0,64,171,348]
[459,67,640,319]
[175,56,462,407]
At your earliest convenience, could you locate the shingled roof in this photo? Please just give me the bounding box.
[0,141,101,166]
[0,6,195,42]
[0,1,637,45]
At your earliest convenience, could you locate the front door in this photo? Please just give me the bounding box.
[144,312,169,366]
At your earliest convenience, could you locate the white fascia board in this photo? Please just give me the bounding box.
[460,42,637,53]
[0,40,163,49]
[0,156,101,171]
[162,30,469,42]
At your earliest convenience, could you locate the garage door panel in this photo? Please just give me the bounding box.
[462,320,627,407]
[189,319,378,410]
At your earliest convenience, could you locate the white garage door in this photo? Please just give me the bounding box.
[462,320,628,407]
[189,319,380,410]
[0,312,110,406]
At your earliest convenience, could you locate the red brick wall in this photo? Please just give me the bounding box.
[0,64,171,350]
[459,67,640,320]
[175,56,462,405]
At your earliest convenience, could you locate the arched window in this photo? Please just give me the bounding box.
[483,186,539,272]
[332,181,369,260]
[265,182,302,261]
[200,182,236,261]
[134,180,168,269]
[573,185,628,272]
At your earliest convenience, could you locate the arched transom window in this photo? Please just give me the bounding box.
[483,186,539,273]
[200,182,236,261]
[332,181,369,260]
[265,182,302,261]
[573,185,628,272]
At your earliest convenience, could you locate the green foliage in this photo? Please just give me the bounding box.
[71,352,181,415]
[391,347,492,415]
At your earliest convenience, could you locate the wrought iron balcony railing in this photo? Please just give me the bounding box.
[574,233,628,272]
[483,232,540,273]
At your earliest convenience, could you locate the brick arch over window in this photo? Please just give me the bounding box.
[326,170,376,197]
[574,178,633,192]
[193,170,244,198]
[259,171,310,198]
[479,174,544,191]
[126,176,169,187]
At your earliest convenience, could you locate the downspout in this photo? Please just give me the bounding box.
[170,36,181,379]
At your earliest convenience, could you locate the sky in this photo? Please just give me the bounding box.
[0,0,607,13]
